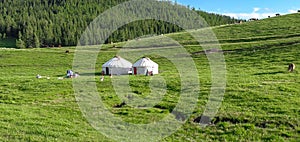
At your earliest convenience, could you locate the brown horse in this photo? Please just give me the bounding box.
[288,63,295,72]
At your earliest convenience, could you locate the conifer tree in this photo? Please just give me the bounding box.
[0,0,241,48]
[16,32,25,49]
[33,33,40,48]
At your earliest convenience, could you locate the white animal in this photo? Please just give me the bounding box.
[36,74,42,79]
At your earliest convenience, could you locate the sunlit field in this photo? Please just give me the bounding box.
[0,13,299,141]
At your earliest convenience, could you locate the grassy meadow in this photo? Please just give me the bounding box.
[0,13,300,141]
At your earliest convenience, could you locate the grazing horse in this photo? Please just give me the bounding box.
[288,63,295,72]
[65,50,70,53]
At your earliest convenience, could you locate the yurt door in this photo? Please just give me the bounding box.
[134,67,137,75]
[106,67,109,75]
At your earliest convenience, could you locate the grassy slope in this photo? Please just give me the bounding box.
[0,13,299,141]
[166,14,300,141]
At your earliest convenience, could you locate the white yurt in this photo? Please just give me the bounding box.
[133,57,159,75]
[102,56,133,75]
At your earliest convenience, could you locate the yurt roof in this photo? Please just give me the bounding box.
[102,56,132,68]
[133,57,158,67]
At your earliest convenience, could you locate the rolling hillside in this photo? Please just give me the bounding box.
[168,13,300,48]
[0,13,299,141]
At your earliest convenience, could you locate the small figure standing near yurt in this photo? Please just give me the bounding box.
[132,57,159,76]
[288,63,295,72]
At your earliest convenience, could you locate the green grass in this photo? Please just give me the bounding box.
[0,13,300,141]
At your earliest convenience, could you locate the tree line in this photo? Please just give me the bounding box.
[0,0,241,48]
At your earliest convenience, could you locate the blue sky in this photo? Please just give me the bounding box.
[175,0,300,19]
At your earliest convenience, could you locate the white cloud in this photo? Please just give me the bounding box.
[223,12,276,20]
[222,7,275,19]
[221,7,299,20]
[253,7,261,13]
[289,9,298,13]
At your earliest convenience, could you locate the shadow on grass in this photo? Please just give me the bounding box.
[253,71,285,75]
[76,72,102,76]
[56,72,102,77]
